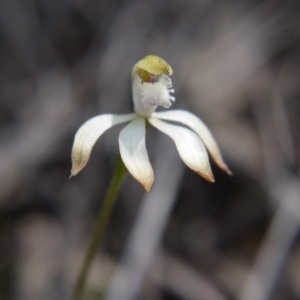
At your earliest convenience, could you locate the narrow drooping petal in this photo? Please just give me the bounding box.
[71,113,135,176]
[119,116,154,192]
[149,117,214,182]
[153,110,232,175]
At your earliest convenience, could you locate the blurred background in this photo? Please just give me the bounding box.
[0,0,300,299]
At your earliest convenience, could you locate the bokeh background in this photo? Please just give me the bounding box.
[0,0,300,299]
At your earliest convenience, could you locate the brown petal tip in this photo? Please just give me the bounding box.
[221,163,233,176]
[70,165,82,178]
[196,170,215,183]
[139,179,154,193]
[69,171,77,179]
[131,173,154,193]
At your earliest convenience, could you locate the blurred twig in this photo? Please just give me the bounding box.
[240,85,300,300]
[239,178,300,300]
[151,252,227,300]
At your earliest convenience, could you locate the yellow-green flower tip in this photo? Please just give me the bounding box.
[135,55,173,76]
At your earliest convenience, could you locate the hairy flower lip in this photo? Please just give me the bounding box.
[71,55,231,191]
[132,72,175,117]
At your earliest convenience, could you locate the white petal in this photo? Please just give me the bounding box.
[71,113,135,176]
[149,117,214,182]
[153,110,231,175]
[119,116,154,192]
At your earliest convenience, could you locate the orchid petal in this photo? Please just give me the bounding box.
[149,117,214,182]
[71,113,135,176]
[153,110,231,175]
[119,116,154,192]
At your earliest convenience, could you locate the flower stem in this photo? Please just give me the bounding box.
[72,155,127,300]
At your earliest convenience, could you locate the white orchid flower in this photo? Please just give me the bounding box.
[71,55,231,192]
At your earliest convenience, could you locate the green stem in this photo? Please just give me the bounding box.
[73,155,127,300]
